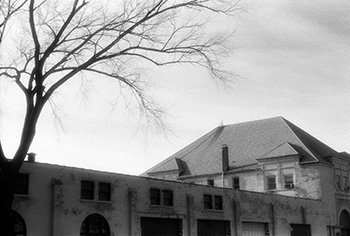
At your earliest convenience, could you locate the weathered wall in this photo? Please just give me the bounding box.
[13,162,336,236]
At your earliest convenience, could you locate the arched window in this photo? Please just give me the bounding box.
[340,210,350,236]
[10,210,26,236]
[80,214,110,236]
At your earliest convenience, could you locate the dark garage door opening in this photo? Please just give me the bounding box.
[197,219,231,236]
[141,217,182,236]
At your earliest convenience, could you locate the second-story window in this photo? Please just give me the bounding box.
[232,177,240,190]
[214,195,223,210]
[284,174,294,189]
[204,194,212,209]
[81,181,94,200]
[150,188,161,205]
[162,190,173,206]
[207,179,214,187]
[263,161,296,191]
[266,175,276,190]
[150,188,174,207]
[14,173,29,195]
[204,194,223,210]
[98,182,111,201]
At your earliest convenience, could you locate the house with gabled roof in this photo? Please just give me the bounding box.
[143,117,350,233]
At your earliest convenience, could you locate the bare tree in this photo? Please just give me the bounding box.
[0,0,240,234]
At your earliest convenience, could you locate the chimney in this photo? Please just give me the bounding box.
[27,152,36,163]
[222,145,229,172]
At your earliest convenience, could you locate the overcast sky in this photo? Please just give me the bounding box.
[1,0,350,175]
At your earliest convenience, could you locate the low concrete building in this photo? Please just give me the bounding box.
[10,159,346,236]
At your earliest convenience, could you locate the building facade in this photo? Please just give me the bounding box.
[144,117,350,235]
[10,159,344,236]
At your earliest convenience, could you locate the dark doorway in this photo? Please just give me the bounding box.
[290,224,311,236]
[197,219,230,236]
[340,210,350,236]
[141,217,182,236]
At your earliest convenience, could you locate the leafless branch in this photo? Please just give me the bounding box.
[0,0,243,161]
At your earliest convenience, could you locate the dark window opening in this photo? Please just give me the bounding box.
[204,194,212,209]
[98,182,111,201]
[266,176,276,190]
[150,188,161,205]
[162,190,173,206]
[207,179,214,187]
[232,177,240,190]
[284,174,294,189]
[81,181,94,200]
[214,195,223,210]
[15,173,29,195]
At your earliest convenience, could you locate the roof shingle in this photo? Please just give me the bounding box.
[144,117,340,177]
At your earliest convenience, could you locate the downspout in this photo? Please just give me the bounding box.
[50,178,62,236]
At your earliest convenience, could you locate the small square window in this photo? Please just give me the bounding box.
[98,182,111,201]
[162,190,173,206]
[284,174,294,189]
[150,188,161,205]
[207,179,214,187]
[232,177,240,190]
[204,194,212,209]
[214,195,223,210]
[14,173,29,195]
[81,181,94,200]
[266,176,276,190]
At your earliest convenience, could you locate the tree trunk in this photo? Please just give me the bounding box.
[0,161,18,236]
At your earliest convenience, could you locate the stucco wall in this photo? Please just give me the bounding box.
[12,162,336,236]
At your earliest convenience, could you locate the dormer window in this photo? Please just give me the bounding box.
[284,174,294,189]
[266,175,276,190]
[263,161,296,191]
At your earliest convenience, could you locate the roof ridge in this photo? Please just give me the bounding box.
[226,116,284,127]
[142,125,225,175]
[281,118,319,163]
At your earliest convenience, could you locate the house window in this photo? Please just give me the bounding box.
[214,195,223,210]
[336,174,341,189]
[150,188,174,207]
[81,181,94,200]
[263,161,296,191]
[343,176,349,190]
[204,194,213,209]
[162,190,173,206]
[98,182,111,201]
[204,194,223,210]
[266,176,276,190]
[232,177,240,190]
[150,188,161,205]
[80,214,110,236]
[284,174,294,189]
[207,179,214,187]
[14,173,29,195]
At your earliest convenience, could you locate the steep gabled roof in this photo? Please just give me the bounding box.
[257,142,300,160]
[144,117,340,177]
